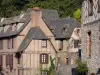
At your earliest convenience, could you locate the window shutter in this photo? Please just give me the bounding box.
[98,0,100,13]
[45,54,48,64]
[88,0,93,16]
[59,40,63,50]
[0,55,2,66]
[8,38,14,49]
[40,54,42,64]
[9,55,13,70]
[74,40,79,48]
[6,55,9,66]
[9,55,13,65]
[0,40,3,50]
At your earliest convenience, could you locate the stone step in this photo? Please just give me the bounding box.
[58,64,76,75]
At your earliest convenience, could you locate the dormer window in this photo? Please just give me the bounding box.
[88,0,93,16]
[98,0,100,13]
[4,25,10,32]
[0,27,3,33]
[63,28,67,35]
[17,23,24,30]
[12,23,17,31]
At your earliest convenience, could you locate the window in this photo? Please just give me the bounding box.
[7,38,14,49]
[66,58,69,65]
[88,0,93,16]
[59,40,63,50]
[0,27,3,33]
[4,25,10,32]
[17,23,24,30]
[17,58,20,64]
[12,23,17,31]
[40,54,48,64]
[86,31,91,57]
[0,55,2,67]
[98,0,100,13]
[74,40,79,48]
[0,40,3,50]
[6,55,13,70]
[42,40,47,48]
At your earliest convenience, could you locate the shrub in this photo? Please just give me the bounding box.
[76,62,88,75]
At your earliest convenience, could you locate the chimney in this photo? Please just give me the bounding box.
[32,7,40,11]
[31,7,41,27]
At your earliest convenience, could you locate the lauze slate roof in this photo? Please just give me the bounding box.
[48,18,80,39]
[0,8,80,53]
[17,27,48,52]
[0,13,31,38]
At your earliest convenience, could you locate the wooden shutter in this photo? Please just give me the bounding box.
[59,40,63,50]
[45,54,48,64]
[7,38,14,49]
[9,55,13,70]
[88,0,93,16]
[11,38,14,48]
[7,39,10,49]
[74,40,79,48]
[86,31,91,57]
[98,0,100,13]
[0,40,3,50]
[0,55,2,66]
[6,55,9,66]
[9,55,13,65]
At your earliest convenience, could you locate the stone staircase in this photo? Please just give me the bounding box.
[57,64,76,75]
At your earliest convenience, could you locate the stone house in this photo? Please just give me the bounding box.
[0,7,80,75]
[82,0,100,74]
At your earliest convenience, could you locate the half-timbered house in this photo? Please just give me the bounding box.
[0,7,80,75]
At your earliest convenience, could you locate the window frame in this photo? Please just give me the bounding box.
[42,40,47,48]
[7,38,14,49]
[0,55,2,67]
[88,0,93,16]
[40,53,48,64]
[6,54,13,70]
[86,31,91,57]
[74,40,79,48]
[98,0,100,13]
[59,40,63,50]
[0,40,3,50]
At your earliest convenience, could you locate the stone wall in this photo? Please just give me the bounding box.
[81,20,100,73]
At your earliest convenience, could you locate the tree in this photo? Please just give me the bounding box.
[73,8,81,23]
[0,0,82,18]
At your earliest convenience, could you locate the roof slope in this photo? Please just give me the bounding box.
[48,18,80,39]
[17,27,48,52]
[0,12,31,38]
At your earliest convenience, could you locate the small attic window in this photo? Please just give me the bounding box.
[98,0,100,13]
[0,27,3,33]
[1,18,4,22]
[4,25,10,32]
[88,0,93,16]
[12,23,17,31]
[17,23,24,30]
[63,28,67,34]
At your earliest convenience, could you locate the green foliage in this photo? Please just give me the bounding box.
[47,56,55,75]
[76,62,88,75]
[40,56,56,75]
[0,0,82,18]
[73,8,81,23]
